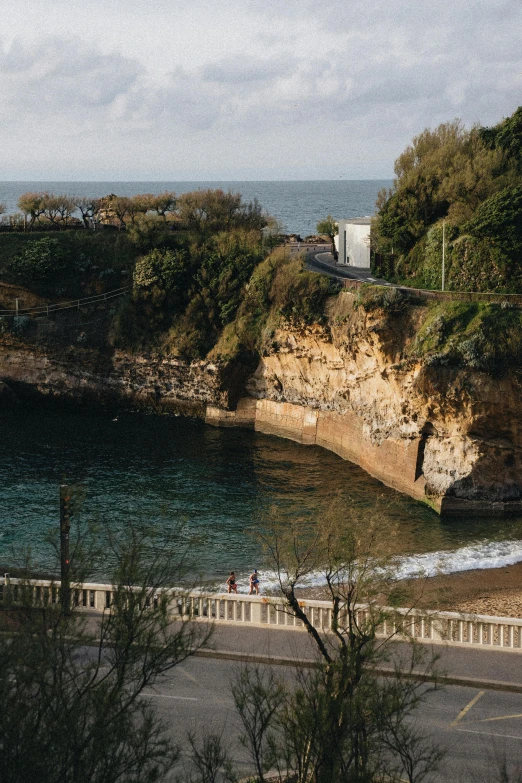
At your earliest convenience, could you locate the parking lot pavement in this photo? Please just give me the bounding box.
[145,655,522,782]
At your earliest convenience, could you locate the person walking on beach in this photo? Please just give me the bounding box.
[226,571,238,594]
[249,569,260,595]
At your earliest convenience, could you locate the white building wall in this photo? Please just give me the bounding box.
[337,219,371,269]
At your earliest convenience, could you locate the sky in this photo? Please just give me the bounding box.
[0,0,521,181]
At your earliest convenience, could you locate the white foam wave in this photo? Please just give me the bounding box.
[393,538,522,580]
[230,538,522,594]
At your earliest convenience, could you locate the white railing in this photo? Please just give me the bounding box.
[2,576,522,652]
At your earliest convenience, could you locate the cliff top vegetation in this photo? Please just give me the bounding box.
[353,284,522,377]
[372,105,522,293]
[4,169,522,381]
[0,188,270,298]
[0,188,336,364]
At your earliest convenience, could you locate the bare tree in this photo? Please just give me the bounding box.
[73,197,102,229]
[51,194,77,228]
[0,522,212,783]
[183,731,237,783]
[231,665,284,783]
[229,501,444,783]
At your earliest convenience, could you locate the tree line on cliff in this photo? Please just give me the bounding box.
[372,105,522,293]
[0,187,336,362]
[0,189,272,300]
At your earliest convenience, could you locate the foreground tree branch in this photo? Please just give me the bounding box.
[0,522,212,783]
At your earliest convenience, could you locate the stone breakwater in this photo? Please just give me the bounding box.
[1,291,522,516]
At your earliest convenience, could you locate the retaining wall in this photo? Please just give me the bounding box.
[206,399,431,508]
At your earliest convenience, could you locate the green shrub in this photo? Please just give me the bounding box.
[210,250,339,361]
[9,237,69,292]
[0,230,136,295]
[413,301,522,374]
[269,256,338,324]
[464,185,522,260]
[354,284,408,315]
[447,235,516,293]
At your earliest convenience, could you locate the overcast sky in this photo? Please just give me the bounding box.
[1,0,520,180]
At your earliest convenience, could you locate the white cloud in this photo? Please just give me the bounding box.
[0,37,142,115]
[0,0,520,178]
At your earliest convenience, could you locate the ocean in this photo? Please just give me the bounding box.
[0,180,391,238]
[1,409,521,588]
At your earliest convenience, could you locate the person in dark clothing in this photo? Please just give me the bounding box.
[226,571,238,594]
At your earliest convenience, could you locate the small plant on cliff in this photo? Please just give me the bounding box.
[412,300,522,374]
[270,255,339,325]
[354,284,408,315]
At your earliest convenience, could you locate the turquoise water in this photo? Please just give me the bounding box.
[1,408,522,589]
[0,180,391,238]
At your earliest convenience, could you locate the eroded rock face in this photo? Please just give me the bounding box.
[0,343,247,416]
[2,291,522,515]
[225,294,522,515]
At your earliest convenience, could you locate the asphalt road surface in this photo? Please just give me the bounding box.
[147,654,522,782]
[286,242,391,285]
[78,615,522,780]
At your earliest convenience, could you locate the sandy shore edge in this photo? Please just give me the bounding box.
[293,561,522,619]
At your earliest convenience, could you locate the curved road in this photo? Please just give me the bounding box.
[286,242,392,286]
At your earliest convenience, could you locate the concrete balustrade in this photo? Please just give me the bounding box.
[3,575,522,652]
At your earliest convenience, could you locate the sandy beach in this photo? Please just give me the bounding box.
[413,561,522,617]
[296,562,522,618]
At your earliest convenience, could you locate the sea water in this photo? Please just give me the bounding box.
[0,180,391,238]
[1,409,521,589]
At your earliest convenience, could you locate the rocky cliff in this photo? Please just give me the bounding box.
[207,293,522,516]
[1,290,521,515]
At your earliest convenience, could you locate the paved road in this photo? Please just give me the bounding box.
[286,242,391,285]
[208,625,522,690]
[80,616,522,778]
[147,653,522,782]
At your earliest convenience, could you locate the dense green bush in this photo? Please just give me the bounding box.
[446,235,516,293]
[9,237,69,292]
[480,106,522,171]
[134,248,192,301]
[114,229,269,357]
[412,301,522,374]
[210,250,340,362]
[373,106,522,292]
[464,186,522,260]
[0,230,135,295]
[269,255,337,324]
[354,284,408,314]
